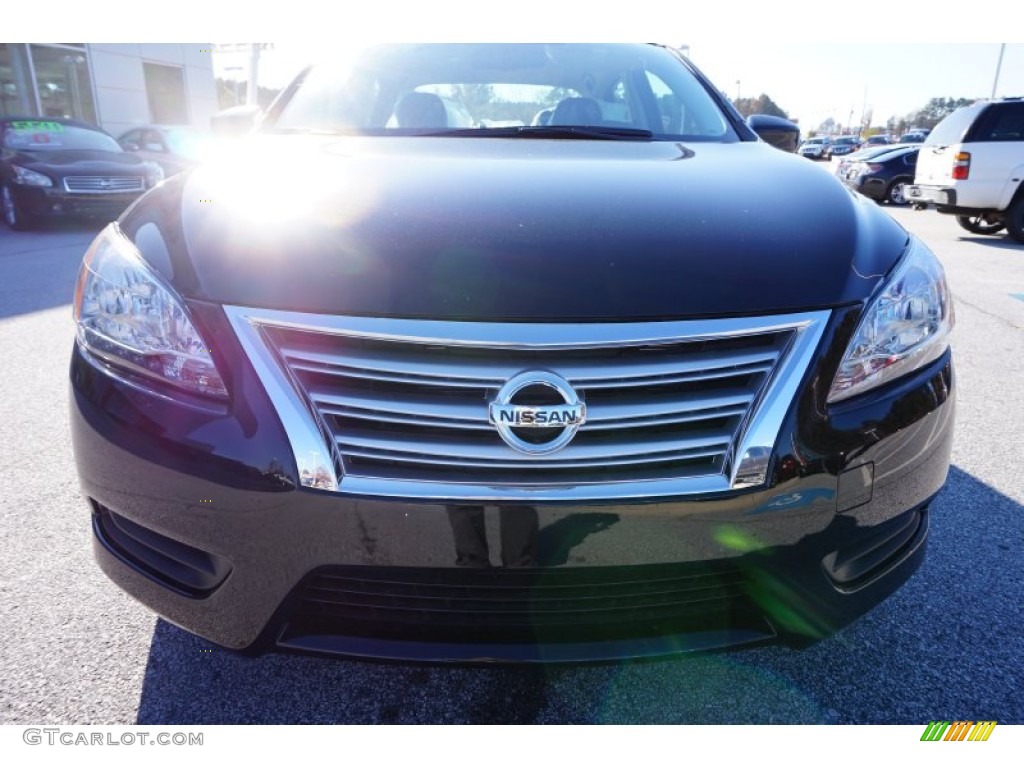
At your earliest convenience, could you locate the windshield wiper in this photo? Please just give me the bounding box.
[417,126,655,141]
[263,127,350,135]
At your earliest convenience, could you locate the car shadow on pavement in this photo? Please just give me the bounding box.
[954,234,1023,250]
[133,465,1024,724]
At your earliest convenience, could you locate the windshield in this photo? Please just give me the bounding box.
[267,44,735,141]
[2,120,122,152]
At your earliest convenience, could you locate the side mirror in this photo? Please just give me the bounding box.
[211,105,263,137]
[121,142,140,152]
[747,114,801,153]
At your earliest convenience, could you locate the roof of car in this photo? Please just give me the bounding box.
[119,124,200,132]
[869,145,919,161]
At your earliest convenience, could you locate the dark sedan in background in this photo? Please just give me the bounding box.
[1,117,163,230]
[842,146,919,205]
[827,135,861,157]
[832,143,909,180]
[861,134,894,148]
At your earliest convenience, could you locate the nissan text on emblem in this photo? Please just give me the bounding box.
[488,371,586,455]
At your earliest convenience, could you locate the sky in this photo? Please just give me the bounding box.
[692,43,1023,131]
[6,0,1023,133]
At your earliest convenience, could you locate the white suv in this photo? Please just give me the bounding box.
[907,98,1024,242]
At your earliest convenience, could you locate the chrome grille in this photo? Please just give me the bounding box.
[225,309,830,500]
[63,176,145,193]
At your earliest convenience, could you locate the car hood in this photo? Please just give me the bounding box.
[11,148,150,172]
[122,135,909,321]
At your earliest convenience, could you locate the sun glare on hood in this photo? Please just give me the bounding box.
[193,135,379,230]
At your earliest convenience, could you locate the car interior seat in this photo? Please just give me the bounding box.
[394,92,449,129]
[550,97,603,126]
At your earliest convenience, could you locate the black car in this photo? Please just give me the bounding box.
[842,146,919,205]
[831,143,910,181]
[1,117,163,230]
[70,44,955,663]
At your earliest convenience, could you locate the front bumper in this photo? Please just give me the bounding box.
[70,305,955,663]
[11,183,142,220]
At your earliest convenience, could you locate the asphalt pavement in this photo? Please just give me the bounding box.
[0,206,1021,725]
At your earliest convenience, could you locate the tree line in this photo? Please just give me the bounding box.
[730,91,981,137]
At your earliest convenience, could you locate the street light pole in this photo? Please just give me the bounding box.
[991,43,1006,99]
[247,43,260,106]
[735,80,741,101]
[224,66,243,106]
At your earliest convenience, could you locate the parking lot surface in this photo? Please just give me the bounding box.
[0,208,1021,724]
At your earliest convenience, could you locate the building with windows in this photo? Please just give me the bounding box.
[0,44,217,136]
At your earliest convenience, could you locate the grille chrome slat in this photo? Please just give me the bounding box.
[292,358,775,390]
[575,362,775,389]
[279,342,783,387]
[581,406,751,431]
[326,405,748,434]
[289,360,502,388]
[336,429,735,463]
[311,387,755,432]
[319,405,495,431]
[223,308,831,499]
[310,389,491,425]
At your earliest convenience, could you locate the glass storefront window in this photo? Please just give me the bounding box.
[0,44,34,117]
[29,44,96,123]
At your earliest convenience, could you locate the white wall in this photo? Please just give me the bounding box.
[86,44,217,136]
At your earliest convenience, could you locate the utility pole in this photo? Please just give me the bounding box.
[991,43,1006,99]
[224,65,243,106]
[247,43,261,106]
[213,43,272,107]
[858,86,867,135]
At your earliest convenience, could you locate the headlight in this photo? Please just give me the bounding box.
[12,165,52,187]
[828,237,953,403]
[72,223,228,399]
